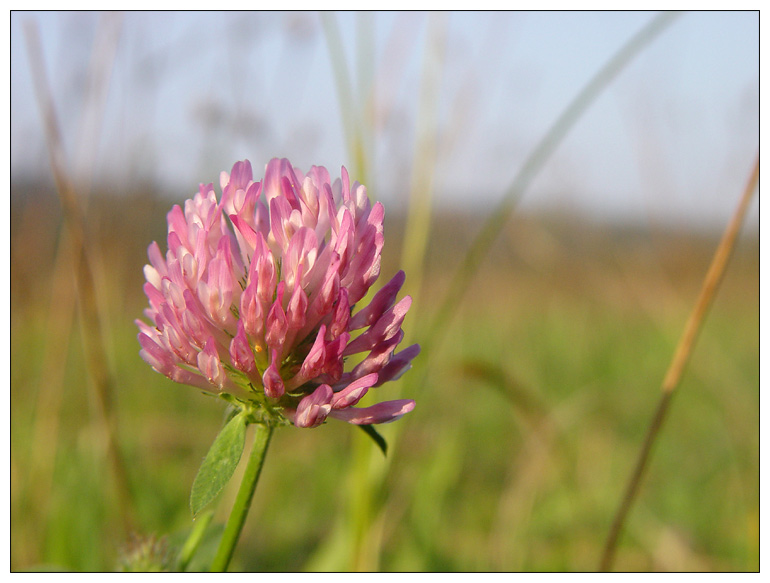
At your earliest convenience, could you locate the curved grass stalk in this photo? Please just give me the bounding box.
[23,15,124,537]
[349,13,447,571]
[24,231,77,529]
[421,11,680,357]
[321,12,368,182]
[599,155,758,571]
[320,12,434,571]
[400,12,447,307]
[23,18,135,534]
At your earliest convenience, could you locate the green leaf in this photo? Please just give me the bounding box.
[358,424,388,456]
[190,413,247,518]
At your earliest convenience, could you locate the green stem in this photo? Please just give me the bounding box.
[177,510,214,572]
[209,422,273,572]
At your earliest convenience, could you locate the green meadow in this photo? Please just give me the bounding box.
[10,10,759,573]
[10,189,758,571]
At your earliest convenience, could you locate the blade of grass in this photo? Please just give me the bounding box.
[73,12,123,192]
[421,11,680,358]
[599,154,759,571]
[319,11,381,572]
[177,510,214,572]
[321,12,440,572]
[24,14,124,535]
[351,14,448,572]
[25,231,77,523]
[23,19,135,534]
[400,12,446,309]
[321,11,367,182]
[356,10,376,188]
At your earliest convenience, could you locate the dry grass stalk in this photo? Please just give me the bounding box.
[600,155,759,571]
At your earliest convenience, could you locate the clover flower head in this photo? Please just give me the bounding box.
[137,158,417,427]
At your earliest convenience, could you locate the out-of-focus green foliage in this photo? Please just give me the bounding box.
[10,189,757,572]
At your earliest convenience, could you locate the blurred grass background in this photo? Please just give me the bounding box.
[10,190,758,571]
[10,10,758,572]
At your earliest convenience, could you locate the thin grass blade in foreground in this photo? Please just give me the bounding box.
[356,13,448,572]
[321,12,368,182]
[421,11,680,357]
[317,11,679,572]
[599,155,759,571]
[318,12,442,571]
[23,19,136,534]
[22,14,124,548]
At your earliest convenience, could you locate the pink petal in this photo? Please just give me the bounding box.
[230,321,257,376]
[286,264,308,332]
[345,332,403,381]
[253,233,277,306]
[197,337,227,389]
[293,384,333,428]
[265,282,288,353]
[331,372,378,409]
[328,288,350,340]
[344,295,412,356]
[239,280,264,340]
[284,325,327,391]
[349,270,405,330]
[328,399,415,425]
[262,362,284,399]
[374,344,421,386]
[229,213,258,251]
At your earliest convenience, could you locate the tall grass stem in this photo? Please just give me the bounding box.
[25,231,77,524]
[422,11,680,356]
[400,13,446,308]
[24,15,122,527]
[599,155,759,571]
[23,19,135,533]
[321,12,367,182]
[210,422,273,572]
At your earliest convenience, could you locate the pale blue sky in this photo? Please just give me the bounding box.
[10,10,759,228]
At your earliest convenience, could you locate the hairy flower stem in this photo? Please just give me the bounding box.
[599,155,758,571]
[210,423,273,572]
